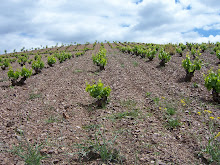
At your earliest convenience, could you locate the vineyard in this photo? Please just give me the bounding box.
[0,41,220,164]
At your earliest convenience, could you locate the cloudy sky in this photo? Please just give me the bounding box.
[0,0,220,54]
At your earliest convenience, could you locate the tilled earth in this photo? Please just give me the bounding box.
[0,43,219,165]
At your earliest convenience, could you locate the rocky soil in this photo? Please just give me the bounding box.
[0,43,219,164]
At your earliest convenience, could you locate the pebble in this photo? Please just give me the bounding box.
[17,161,25,165]
[53,159,59,164]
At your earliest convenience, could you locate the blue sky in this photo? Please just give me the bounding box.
[0,0,220,54]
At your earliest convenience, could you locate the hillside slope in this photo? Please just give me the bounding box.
[0,43,219,164]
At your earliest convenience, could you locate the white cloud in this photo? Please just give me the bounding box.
[203,24,220,31]
[0,0,219,53]
[0,33,56,52]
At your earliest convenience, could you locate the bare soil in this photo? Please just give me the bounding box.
[0,43,219,165]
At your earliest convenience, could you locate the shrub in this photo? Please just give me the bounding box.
[191,48,196,58]
[213,46,219,52]
[92,48,107,70]
[194,43,199,49]
[10,58,17,63]
[18,56,28,66]
[61,51,68,60]
[200,44,207,52]
[28,59,33,64]
[93,41,97,49]
[101,42,104,48]
[75,52,84,57]
[182,54,202,82]
[119,46,127,53]
[132,45,139,55]
[146,48,156,61]
[180,43,186,51]
[20,66,32,82]
[8,66,32,85]
[34,55,41,61]
[187,42,193,51]
[216,50,220,60]
[85,79,111,107]
[32,60,44,74]
[131,45,147,58]
[126,46,133,54]
[158,49,171,66]
[165,44,176,55]
[0,58,10,70]
[66,52,72,59]
[137,47,147,58]
[204,69,220,103]
[119,46,132,54]
[83,47,90,52]
[56,53,65,63]
[47,56,56,66]
[8,67,21,86]
[176,47,183,56]
[107,41,113,49]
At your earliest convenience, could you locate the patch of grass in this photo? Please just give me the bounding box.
[152,97,160,105]
[121,64,125,68]
[10,133,47,165]
[74,69,83,73]
[82,124,101,130]
[165,44,176,55]
[133,61,138,67]
[142,142,158,150]
[0,78,8,82]
[166,107,176,116]
[109,109,139,120]
[94,132,120,163]
[202,139,220,163]
[166,118,181,129]
[134,152,139,165]
[45,115,59,124]
[120,99,137,109]
[10,86,14,89]
[47,105,55,111]
[203,62,209,68]
[145,92,151,97]
[145,112,153,118]
[198,118,220,164]
[180,96,192,107]
[192,82,199,88]
[154,151,161,156]
[74,129,123,163]
[92,72,99,76]
[29,93,42,100]
[202,133,220,164]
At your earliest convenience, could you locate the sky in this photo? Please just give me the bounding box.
[0,0,220,54]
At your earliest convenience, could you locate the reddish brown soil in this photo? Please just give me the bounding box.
[0,43,219,165]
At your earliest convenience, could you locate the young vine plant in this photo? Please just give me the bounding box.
[85,79,111,107]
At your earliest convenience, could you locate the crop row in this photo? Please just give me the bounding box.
[116,42,220,103]
[0,42,98,71]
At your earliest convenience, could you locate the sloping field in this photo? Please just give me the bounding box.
[0,42,219,164]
